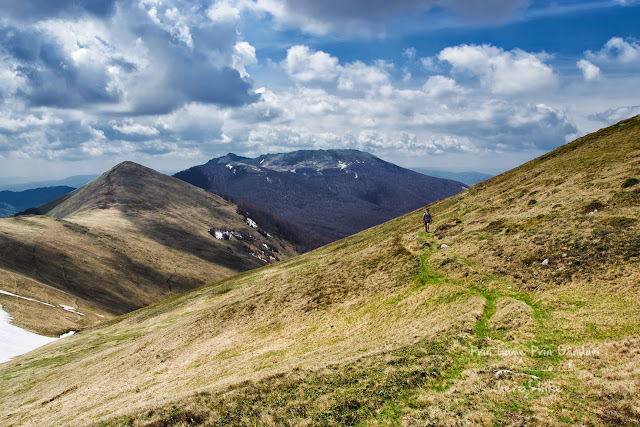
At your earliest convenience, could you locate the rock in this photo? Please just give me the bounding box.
[440,244,449,248]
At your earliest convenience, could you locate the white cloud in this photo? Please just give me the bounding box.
[282,45,339,82]
[207,1,241,23]
[576,59,601,81]
[438,44,557,95]
[112,122,160,136]
[589,105,640,123]
[586,37,640,64]
[422,75,467,98]
[232,41,258,78]
[337,61,392,96]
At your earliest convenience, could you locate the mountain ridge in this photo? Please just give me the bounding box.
[175,149,466,240]
[0,186,75,217]
[0,161,303,337]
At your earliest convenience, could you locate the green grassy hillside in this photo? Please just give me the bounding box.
[1,117,639,425]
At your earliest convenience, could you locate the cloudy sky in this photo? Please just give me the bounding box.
[1,0,639,180]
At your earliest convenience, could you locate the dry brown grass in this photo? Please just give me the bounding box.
[0,163,301,336]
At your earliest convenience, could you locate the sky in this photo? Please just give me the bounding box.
[0,0,639,181]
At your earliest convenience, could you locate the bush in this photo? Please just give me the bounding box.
[622,177,639,188]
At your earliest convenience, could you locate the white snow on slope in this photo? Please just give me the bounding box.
[0,303,57,364]
[0,289,56,307]
[338,161,348,170]
[59,304,85,316]
[246,218,258,228]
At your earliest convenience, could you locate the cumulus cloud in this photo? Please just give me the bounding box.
[438,44,557,95]
[283,45,393,96]
[282,45,340,83]
[422,75,467,98]
[576,59,601,81]
[0,0,258,116]
[227,42,577,159]
[232,41,258,78]
[338,61,392,96]
[586,37,640,64]
[0,0,263,166]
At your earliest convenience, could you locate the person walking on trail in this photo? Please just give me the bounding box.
[422,209,432,232]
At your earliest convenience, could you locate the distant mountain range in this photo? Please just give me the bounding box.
[0,175,98,192]
[0,186,76,217]
[175,149,467,241]
[411,168,494,186]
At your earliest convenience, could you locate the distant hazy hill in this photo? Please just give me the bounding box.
[0,186,75,217]
[2,117,639,425]
[175,149,467,241]
[0,175,98,192]
[412,168,493,185]
[0,162,303,337]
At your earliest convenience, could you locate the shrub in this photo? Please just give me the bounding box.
[622,177,639,188]
[583,200,604,213]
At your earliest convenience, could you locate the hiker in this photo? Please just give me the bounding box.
[422,209,432,232]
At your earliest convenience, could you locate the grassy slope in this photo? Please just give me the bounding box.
[1,117,639,425]
[0,162,300,336]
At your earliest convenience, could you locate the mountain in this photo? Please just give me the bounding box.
[2,117,638,425]
[412,168,494,185]
[0,186,75,217]
[0,175,98,192]
[0,162,302,337]
[175,149,467,241]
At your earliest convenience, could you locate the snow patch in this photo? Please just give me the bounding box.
[0,303,57,363]
[0,289,56,307]
[541,258,549,266]
[246,218,258,228]
[214,231,224,239]
[354,173,359,179]
[59,304,85,316]
[59,330,76,338]
[440,244,449,248]
[260,159,265,164]
[226,164,233,170]
[290,169,296,173]
[95,314,105,318]
[337,161,348,170]
[250,252,266,262]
